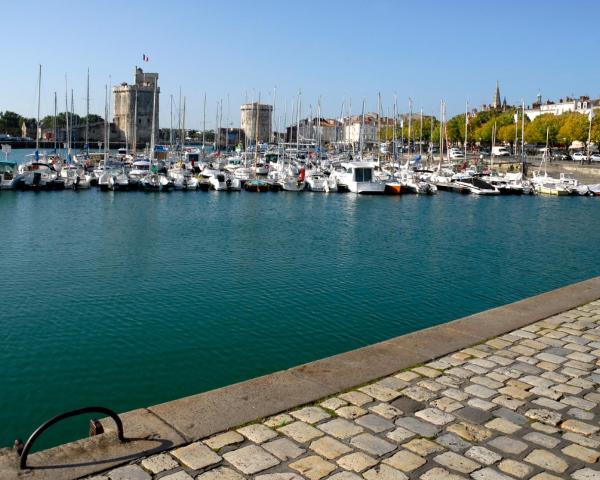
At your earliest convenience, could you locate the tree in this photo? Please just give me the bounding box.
[0,111,24,136]
[525,113,560,145]
[557,112,588,146]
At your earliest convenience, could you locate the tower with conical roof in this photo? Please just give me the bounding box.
[493,81,501,109]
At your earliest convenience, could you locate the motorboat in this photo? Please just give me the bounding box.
[243,179,269,192]
[453,177,499,195]
[208,172,241,191]
[0,160,19,189]
[331,162,385,194]
[140,173,174,192]
[128,160,151,187]
[108,171,129,191]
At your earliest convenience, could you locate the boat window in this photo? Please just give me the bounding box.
[354,167,372,182]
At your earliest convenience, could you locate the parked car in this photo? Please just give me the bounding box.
[449,148,464,159]
[551,151,569,161]
[492,146,510,156]
[591,153,600,162]
[572,152,587,161]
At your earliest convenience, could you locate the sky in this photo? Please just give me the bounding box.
[1,0,599,130]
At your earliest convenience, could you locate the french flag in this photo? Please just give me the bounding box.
[142,54,149,62]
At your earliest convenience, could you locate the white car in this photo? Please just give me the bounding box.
[591,153,600,162]
[449,148,464,159]
[572,152,587,161]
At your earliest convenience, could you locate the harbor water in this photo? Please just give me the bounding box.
[2,151,600,450]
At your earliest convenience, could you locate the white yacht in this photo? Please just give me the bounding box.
[332,162,385,194]
[0,160,19,189]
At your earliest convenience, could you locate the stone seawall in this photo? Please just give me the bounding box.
[2,276,600,480]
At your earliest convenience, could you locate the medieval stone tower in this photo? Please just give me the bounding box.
[113,67,160,147]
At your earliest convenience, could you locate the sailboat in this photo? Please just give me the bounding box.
[141,83,173,192]
[244,93,269,192]
[531,128,571,196]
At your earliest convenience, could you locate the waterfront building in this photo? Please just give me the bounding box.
[287,118,342,144]
[525,94,600,121]
[113,67,160,147]
[343,115,378,145]
[240,103,272,144]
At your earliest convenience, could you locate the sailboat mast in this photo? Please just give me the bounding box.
[255,92,261,166]
[70,89,74,156]
[169,95,173,151]
[408,98,413,157]
[53,92,57,153]
[521,100,526,175]
[182,96,186,151]
[296,91,301,154]
[103,84,108,166]
[393,95,397,163]
[132,89,138,156]
[359,98,365,158]
[202,92,206,152]
[464,101,468,164]
[65,78,69,157]
[150,83,157,163]
[35,64,41,154]
[85,68,90,154]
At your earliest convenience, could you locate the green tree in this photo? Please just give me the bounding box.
[557,112,588,146]
[0,111,24,136]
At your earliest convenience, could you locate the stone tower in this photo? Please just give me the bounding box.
[113,67,160,147]
[493,81,501,109]
[240,103,272,144]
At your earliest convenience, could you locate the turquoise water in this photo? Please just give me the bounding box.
[1,150,600,451]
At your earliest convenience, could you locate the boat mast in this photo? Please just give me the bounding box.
[35,64,41,158]
[521,100,526,176]
[377,92,381,164]
[53,92,57,154]
[65,77,70,162]
[464,100,468,164]
[85,68,90,155]
[132,89,138,156]
[408,97,412,158]
[419,108,423,157]
[359,98,365,159]
[296,91,301,155]
[491,121,497,171]
[202,92,206,154]
[393,94,398,166]
[182,96,186,152]
[255,92,261,168]
[70,89,74,157]
[150,82,157,164]
[103,84,108,167]
[169,94,173,152]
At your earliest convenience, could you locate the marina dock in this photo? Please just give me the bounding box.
[2,277,600,479]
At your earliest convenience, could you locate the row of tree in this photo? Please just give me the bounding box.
[0,110,105,137]
[378,108,599,148]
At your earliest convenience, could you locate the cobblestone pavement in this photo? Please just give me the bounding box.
[88,301,600,480]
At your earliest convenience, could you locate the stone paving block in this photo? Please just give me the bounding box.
[363,464,409,480]
[203,431,245,450]
[497,459,532,479]
[572,467,600,480]
[140,453,180,474]
[529,386,562,400]
[290,406,331,424]
[430,397,463,413]
[355,413,395,432]
[337,451,378,472]
[161,471,194,480]
[318,418,363,439]
[237,424,278,443]
[523,449,568,474]
[391,396,424,414]
[464,446,501,465]
[386,426,416,443]
[484,417,521,434]
[309,435,352,459]
[197,466,245,480]
[369,402,403,419]
[288,455,336,480]
[433,451,480,473]
[470,467,514,480]
[106,465,151,480]
[328,472,363,480]
[359,384,402,401]
[419,467,467,480]
[497,385,532,400]
[435,432,471,452]
[522,431,561,448]
[264,413,294,428]
[383,450,426,472]
[402,438,445,456]
[400,385,438,402]
[492,407,527,425]
[491,395,524,410]
[470,376,503,389]
[279,421,324,443]
[394,371,420,382]
[529,474,563,480]
[561,443,600,462]
[413,366,442,378]
[222,445,279,475]
[532,397,567,410]
[376,376,410,391]
[561,395,596,410]
[254,474,303,480]
[262,437,305,461]
[320,397,347,410]
[563,431,600,449]
[350,432,396,457]
[395,416,440,437]
[454,406,492,424]
[418,379,445,392]
[530,422,560,434]
[487,436,528,454]
[446,422,492,442]
[561,419,600,436]
[171,442,222,470]
[336,405,367,419]
[339,391,373,406]
[443,388,469,402]
[415,407,455,425]
[524,408,562,426]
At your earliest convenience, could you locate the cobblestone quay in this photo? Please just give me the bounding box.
[3,277,600,480]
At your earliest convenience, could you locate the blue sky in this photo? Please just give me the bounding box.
[1,0,598,129]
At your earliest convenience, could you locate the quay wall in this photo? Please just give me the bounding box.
[2,276,600,479]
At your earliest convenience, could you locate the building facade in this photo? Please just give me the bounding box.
[525,95,599,121]
[113,67,160,147]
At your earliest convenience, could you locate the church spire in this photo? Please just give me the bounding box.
[493,81,501,109]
